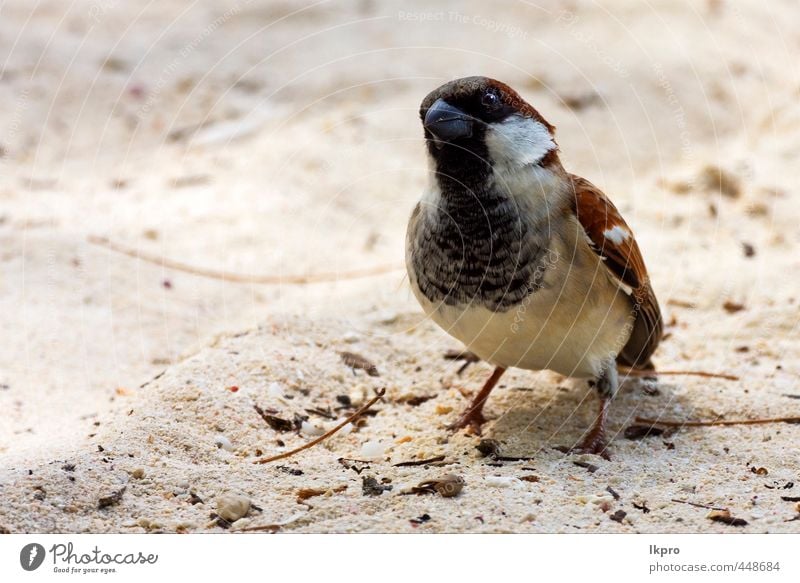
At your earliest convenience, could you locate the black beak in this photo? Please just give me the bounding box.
[424,98,473,142]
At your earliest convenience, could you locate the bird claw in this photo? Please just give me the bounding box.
[569,434,611,460]
[447,410,487,435]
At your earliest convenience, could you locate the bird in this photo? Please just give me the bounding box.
[405,76,663,457]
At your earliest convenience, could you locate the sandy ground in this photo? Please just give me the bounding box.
[1,0,799,533]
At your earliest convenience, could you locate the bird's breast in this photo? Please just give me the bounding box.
[407,195,553,312]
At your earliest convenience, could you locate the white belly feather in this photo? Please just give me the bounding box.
[409,215,635,379]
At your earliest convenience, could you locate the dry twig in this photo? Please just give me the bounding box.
[255,389,386,464]
[637,415,800,428]
[671,499,727,511]
[618,366,738,381]
[89,235,401,284]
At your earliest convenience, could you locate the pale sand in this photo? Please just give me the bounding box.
[0,0,798,533]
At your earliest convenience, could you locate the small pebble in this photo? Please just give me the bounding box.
[577,493,615,505]
[215,493,251,522]
[476,439,501,458]
[485,476,520,488]
[376,311,398,325]
[300,421,325,437]
[137,517,162,530]
[434,474,464,498]
[268,382,284,398]
[214,435,235,452]
[130,468,145,479]
[360,440,386,459]
[342,331,360,343]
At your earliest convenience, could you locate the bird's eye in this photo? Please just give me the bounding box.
[481,91,500,110]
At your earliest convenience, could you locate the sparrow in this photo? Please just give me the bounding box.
[405,76,663,457]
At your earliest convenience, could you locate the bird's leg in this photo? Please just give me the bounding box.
[448,366,506,435]
[572,363,618,460]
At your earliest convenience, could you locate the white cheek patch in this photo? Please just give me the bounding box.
[603,225,631,245]
[485,115,556,168]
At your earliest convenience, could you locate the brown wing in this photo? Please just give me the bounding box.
[569,174,663,370]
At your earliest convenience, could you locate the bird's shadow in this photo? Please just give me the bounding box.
[484,374,695,459]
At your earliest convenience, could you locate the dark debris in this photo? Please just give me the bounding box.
[362,475,392,496]
[254,405,294,432]
[624,424,665,440]
[98,486,126,509]
[339,351,379,377]
[610,510,627,523]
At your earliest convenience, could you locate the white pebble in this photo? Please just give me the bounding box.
[342,331,360,343]
[360,440,386,459]
[214,435,235,452]
[485,476,521,488]
[338,423,353,436]
[376,311,398,325]
[576,493,615,505]
[301,421,325,437]
[268,382,284,398]
[215,493,251,522]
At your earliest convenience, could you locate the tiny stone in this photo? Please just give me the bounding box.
[215,493,251,522]
[434,474,464,498]
[485,476,520,488]
[360,440,386,459]
[476,439,501,458]
[377,311,398,325]
[300,421,325,437]
[268,382,284,398]
[214,435,234,452]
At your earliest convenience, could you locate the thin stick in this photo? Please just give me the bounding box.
[255,389,386,464]
[637,415,800,428]
[671,499,727,511]
[618,366,738,381]
[393,455,446,467]
[236,524,281,532]
[89,235,402,284]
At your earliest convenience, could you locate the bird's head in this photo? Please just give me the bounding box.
[420,76,559,181]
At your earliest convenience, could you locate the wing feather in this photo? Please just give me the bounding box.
[569,174,663,369]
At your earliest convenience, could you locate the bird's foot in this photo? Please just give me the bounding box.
[569,430,611,460]
[447,408,487,435]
